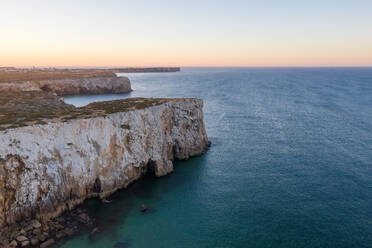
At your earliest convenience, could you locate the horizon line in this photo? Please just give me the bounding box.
[2,65,372,68]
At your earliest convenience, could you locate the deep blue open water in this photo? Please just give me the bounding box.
[63,67,372,248]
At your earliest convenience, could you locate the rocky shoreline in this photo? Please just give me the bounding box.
[1,206,93,247]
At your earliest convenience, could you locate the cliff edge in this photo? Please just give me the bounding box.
[0,69,132,95]
[0,77,131,96]
[0,95,209,229]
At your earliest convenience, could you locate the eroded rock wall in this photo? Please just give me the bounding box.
[0,99,208,227]
[0,76,132,95]
[38,76,131,95]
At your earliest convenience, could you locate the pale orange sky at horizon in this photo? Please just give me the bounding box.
[1,0,372,67]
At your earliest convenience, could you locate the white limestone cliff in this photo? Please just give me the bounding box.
[0,98,209,227]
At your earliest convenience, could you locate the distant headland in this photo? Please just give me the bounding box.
[111,67,180,73]
[0,67,181,95]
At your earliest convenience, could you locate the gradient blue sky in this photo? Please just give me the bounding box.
[1,0,371,66]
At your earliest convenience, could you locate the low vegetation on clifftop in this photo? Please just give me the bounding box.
[0,91,196,130]
[0,67,181,84]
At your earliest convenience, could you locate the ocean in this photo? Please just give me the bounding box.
[62,67,372,248]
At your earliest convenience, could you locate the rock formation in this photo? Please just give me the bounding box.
[38,76,131,95]
[0,76,131,95]
[0,97,209,228]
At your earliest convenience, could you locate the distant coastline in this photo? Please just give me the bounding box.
[0,67,181,95]
[111,67,180,73]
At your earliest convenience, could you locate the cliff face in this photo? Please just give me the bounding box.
[0,76,132,95]
[38,76,131,95]
[0,81,42,92]
[0,98,209,227]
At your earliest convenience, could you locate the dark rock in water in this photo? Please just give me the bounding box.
[140,204,149,212]
[113,241,130,248]
[102,198,112,204]
[90,227,100,235]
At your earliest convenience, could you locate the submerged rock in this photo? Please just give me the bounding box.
[90,227,100,234]
[101,198,112,204]
[140,204,149,212]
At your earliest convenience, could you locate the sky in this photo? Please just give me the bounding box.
[0,0,371,67]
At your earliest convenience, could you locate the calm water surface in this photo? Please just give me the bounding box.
[63,67,372,248]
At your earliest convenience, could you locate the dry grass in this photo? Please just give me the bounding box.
[0,92,74,130]
[0,67,180,84]
[0,92,183,131]
[0,69,116,83]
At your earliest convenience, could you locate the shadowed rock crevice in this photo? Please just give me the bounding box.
[92,178,102,194]
[145,160,157,177]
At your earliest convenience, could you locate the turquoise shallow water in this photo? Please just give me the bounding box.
[63,67,372,248]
